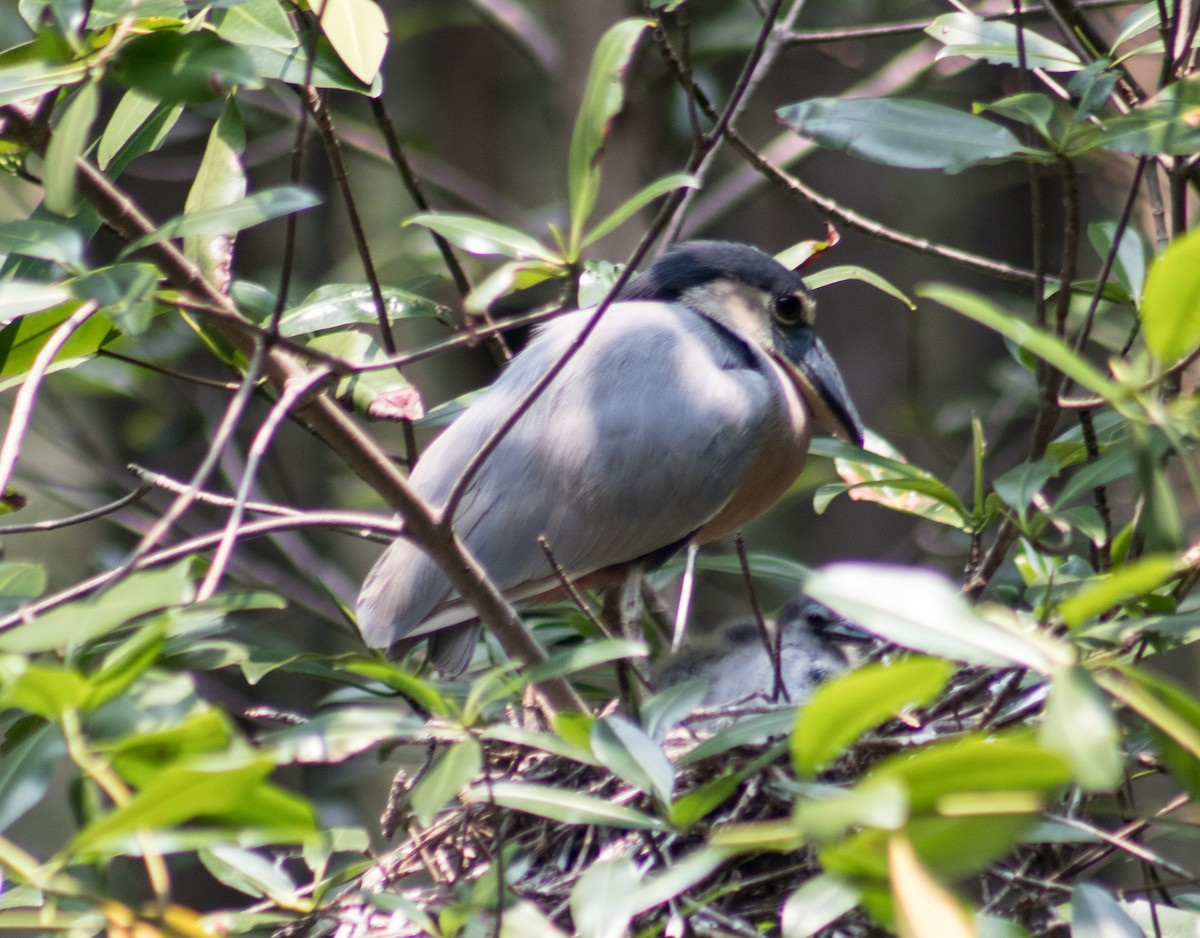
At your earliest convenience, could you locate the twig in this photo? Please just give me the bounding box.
[96,348,243,390]
[537,535,609,638]
[0,484,151,534]
[197,366,333,601]
[127,464,303,517]
[734,534,782,702]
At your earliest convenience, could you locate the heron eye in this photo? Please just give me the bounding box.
[772,293,804,325]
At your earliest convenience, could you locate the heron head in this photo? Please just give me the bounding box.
[619,241,865,445]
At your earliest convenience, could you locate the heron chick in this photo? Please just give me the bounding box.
[653,597,870,714]
[357,241,864,673]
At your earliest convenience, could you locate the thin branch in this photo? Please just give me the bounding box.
[0,302,99,495]
[302,89,396,356]
[127,464,303,518]
[96,348,243,391]
[0,484,151,534]
[197,366,332,601]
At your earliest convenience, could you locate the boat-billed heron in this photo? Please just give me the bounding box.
[653,596,871,714]
[357,241,864,673]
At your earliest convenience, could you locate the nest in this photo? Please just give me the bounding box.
[290,663,1096,938]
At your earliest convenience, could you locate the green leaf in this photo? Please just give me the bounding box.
[200,844,300,904]
[567,18,652,250]
[465,259,563,314]
[404,213,557,262]
[781,873,861,938]
[0,722,64,833]
[44,80,98,217]
[214,0,299,49]
[97,88,183,173]
[868,734,1072,815]
[70,755,315,855]
[0,304,119,382]
[667,773,739,829]
[803,264,915,310]
[184,99,246,284]
[241,35,377,93]
[279,283,446,337]
[582,172,697,247]
[590,714,674,804]
[0,220,85,268]
[339,657,451,717]
[264,706,427,764]
[410,737,482,826]
[0,560,194,654]
[107,710,234,787]
[804,562,1067,672]
[992,457,1059,518]
[918,283,1121,399]
[627,846,733,916]
[1040,666,1122,792]
[0,282,72,318]
[570,857,639,938]
[1088,221,1145,298]
[981,92,1055,139]
[1099,100,1200,155]
[0,59,88,108]
[1057,554,1180,629]
[122,186,320,257]
[304,330,424,422]
[1095,666,1200,768]
[926,13,1084,71]
[70,263,161,335]
[115,30,261,103]
[0,659,92,717]
[677,710,797,764]
[1141,226,1200,362]
[0,563,45,617]
[778,97,1031,173]
[792,657,954,776]
[1071,883,1144,938]
[465,781,665,830]
[312,0,390,85]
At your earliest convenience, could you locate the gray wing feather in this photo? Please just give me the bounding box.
[356,301,777,650]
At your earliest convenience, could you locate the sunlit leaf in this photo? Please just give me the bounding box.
[279,283,446,336]
[312,0,389,85]
[410,737,482,826]
[582,172,697,247]
[793,657,954,776]
[43,80,97,217]
[215,0,299,49]
[781,873,861,938]
[567,18,653,249]
[305,330,424,421]
[405,213,557,262]
[1040,666,1121,792]
[1057,554,1180,629]
[184,100,246,289]
[804,562,1067,672]
[200,844,300,904]
[464,781,665,830]
[804,264,915,310]
[927,12,1083,71]
[97,88,183,172]
[889,834,978,938]
[0,282,72,318]
[1141,226,1200,362]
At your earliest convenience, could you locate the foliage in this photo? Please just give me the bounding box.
[1,1,1200,937]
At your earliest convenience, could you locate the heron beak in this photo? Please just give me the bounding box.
[774,330,864,445]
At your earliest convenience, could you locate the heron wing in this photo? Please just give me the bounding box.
[356,301,781,650]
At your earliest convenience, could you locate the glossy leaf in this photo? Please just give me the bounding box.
[43,81,97,217]
[0,722,65,832]
[1040,666,1121,792]
[1071,883,1143,938]
[567,18,652,249]
[242,36,378,93]
[781,873,861,937]
[279,283,445,336]
[122,186,320,257]
[305,330,424,422]
[215,0,299,49]
[793,657,954,776]
[464,781,666,830]
[0,660,91,717]
[570,857,638,938]
[405,213,557,262]
[115,30,261,103]
[0,282,72,318]
[778,97,1030,172]
[97,89,183,173]
[0,220,85,268]
[1141,226,1200,362]
[918,283,1120,398]
[582,172,697,247]
[410,737,482,826]
[804,563,1066,672]
[803,264,915,309]
[927,13,1083,71]
[70,756,315,855]
[982,93,1054,138]
[590,714,674,804]
[312,0,389,85]
[1057,554,1180,629]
